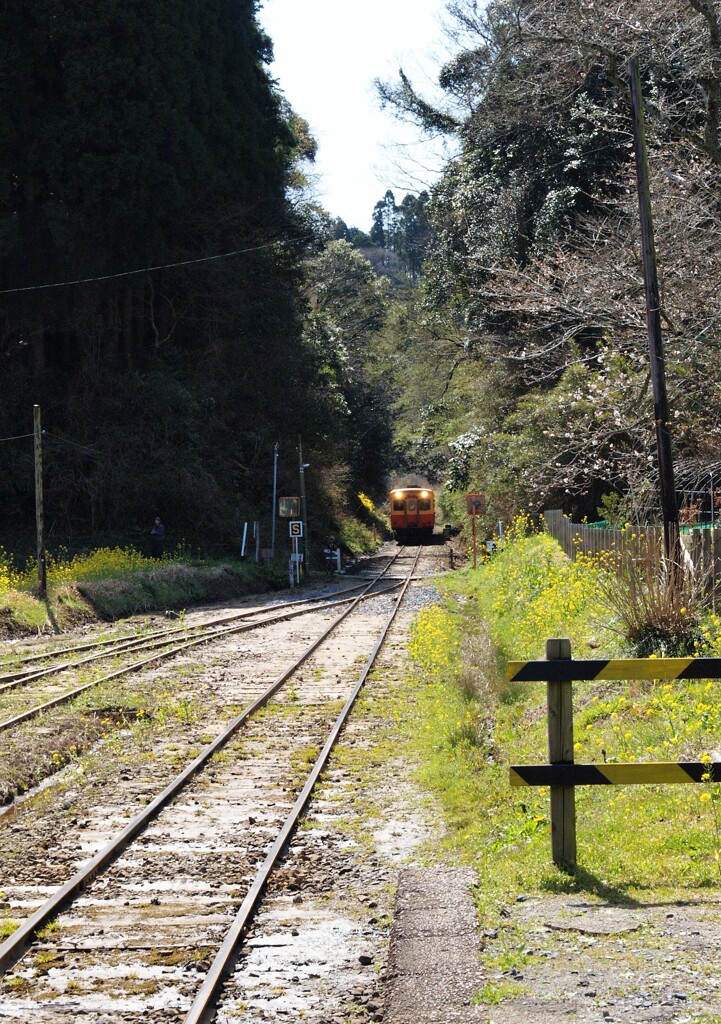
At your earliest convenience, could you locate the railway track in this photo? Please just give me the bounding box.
[0,559,405,734]
[0,576,382,680]
[0,544,437,1022]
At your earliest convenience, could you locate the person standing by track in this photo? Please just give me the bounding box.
[150,515,165,558]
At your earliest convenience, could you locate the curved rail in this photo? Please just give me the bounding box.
[0,557,405,732]
[0,578,377,685]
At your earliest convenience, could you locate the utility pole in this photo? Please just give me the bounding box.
[271,442,279,558]
[629,58,680,565]
[33,404,46,597]
[298,436,310,575]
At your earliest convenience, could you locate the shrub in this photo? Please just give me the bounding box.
[598,540,705,656]
[471,515,615,660]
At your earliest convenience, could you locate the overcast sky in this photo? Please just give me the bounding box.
[259,0,453,232]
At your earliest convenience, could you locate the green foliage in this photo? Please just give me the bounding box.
[462,516,615,661]
[597,492,634,529]
[375,0,721,526]
[400,528,721,900]
[369,189,432,280]
[356,491,390,537]
[334,517,380,556]
[0,542,280,626]
[303,240,394,495]
[330,218,372,248]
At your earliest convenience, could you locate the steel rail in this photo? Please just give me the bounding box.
[0,549,410,975]
[0,589,367,694]
[0,580,404,733]
[0,579,376,684]
[184,544,422,1024]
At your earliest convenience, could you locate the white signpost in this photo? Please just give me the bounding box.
[288,521,304,586]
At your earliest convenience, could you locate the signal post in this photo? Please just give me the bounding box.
[279,496,303,587]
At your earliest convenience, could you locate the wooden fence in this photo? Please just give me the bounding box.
[507,639,721,868]
[544,509,721,599]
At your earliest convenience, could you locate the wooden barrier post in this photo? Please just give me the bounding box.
[508,653,721,865]
[546,638,576,869]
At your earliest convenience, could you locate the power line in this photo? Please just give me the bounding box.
[44,432,102,457]
[0,432,33,443]
[0,139,648,300]
[0,233,315,297]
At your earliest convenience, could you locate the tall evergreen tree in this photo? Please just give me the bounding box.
[0,0,328,544]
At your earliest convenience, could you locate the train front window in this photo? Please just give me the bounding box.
[407,500,417,511]
[419,499,431,511]
[393,500,405,511]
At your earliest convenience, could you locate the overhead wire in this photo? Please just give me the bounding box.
[0,232,315,297]
[44,432,101,457]
[0,432,34,443]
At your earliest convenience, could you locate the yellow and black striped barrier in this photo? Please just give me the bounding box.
[507,642,721,870]
[510,761,721,787]
[507,656,721,682]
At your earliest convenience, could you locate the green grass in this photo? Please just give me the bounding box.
[335,516,382,554]
[472,980,526,1005]
[393,522,721,909]
[0,549,286,631]
[1,591,48,630]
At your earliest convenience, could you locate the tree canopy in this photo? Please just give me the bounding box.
[375,0,721,527]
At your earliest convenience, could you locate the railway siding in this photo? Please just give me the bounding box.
[0,581,388,805]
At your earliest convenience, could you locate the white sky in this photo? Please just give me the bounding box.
[259,0,452,232]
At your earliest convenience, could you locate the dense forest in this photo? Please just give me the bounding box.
[0,0,396,555]
[3,0,721,556]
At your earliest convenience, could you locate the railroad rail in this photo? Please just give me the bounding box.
[0,576,379,679]
[0,555,406,733]
[0,543,424,1017]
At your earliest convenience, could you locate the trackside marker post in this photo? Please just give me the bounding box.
[466,493,485,570]
[288,521,303,587]
[508,647,721,869]
[546,638,576,869]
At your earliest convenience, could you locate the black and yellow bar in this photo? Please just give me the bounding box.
[507,657,721,683]
[510,762,721,787]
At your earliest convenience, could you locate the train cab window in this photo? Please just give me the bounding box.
[407,500,417,511]
[418,499,431,511]
[393,500,405,511]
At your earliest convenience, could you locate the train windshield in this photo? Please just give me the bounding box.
[407,500,417,511]
[393,499,405,510]
[418,499,431,511]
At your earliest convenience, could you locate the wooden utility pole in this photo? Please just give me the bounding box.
[271,442,279,558]
[629,58,680,565]
[298,436,310,575]
[33,404,47,597]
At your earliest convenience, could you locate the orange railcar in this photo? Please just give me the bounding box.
[389,487,435,542]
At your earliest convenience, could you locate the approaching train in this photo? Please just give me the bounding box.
[389,486,436,542]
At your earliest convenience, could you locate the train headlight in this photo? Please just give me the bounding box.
[420,490,429,498]
[394,490,404,498]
